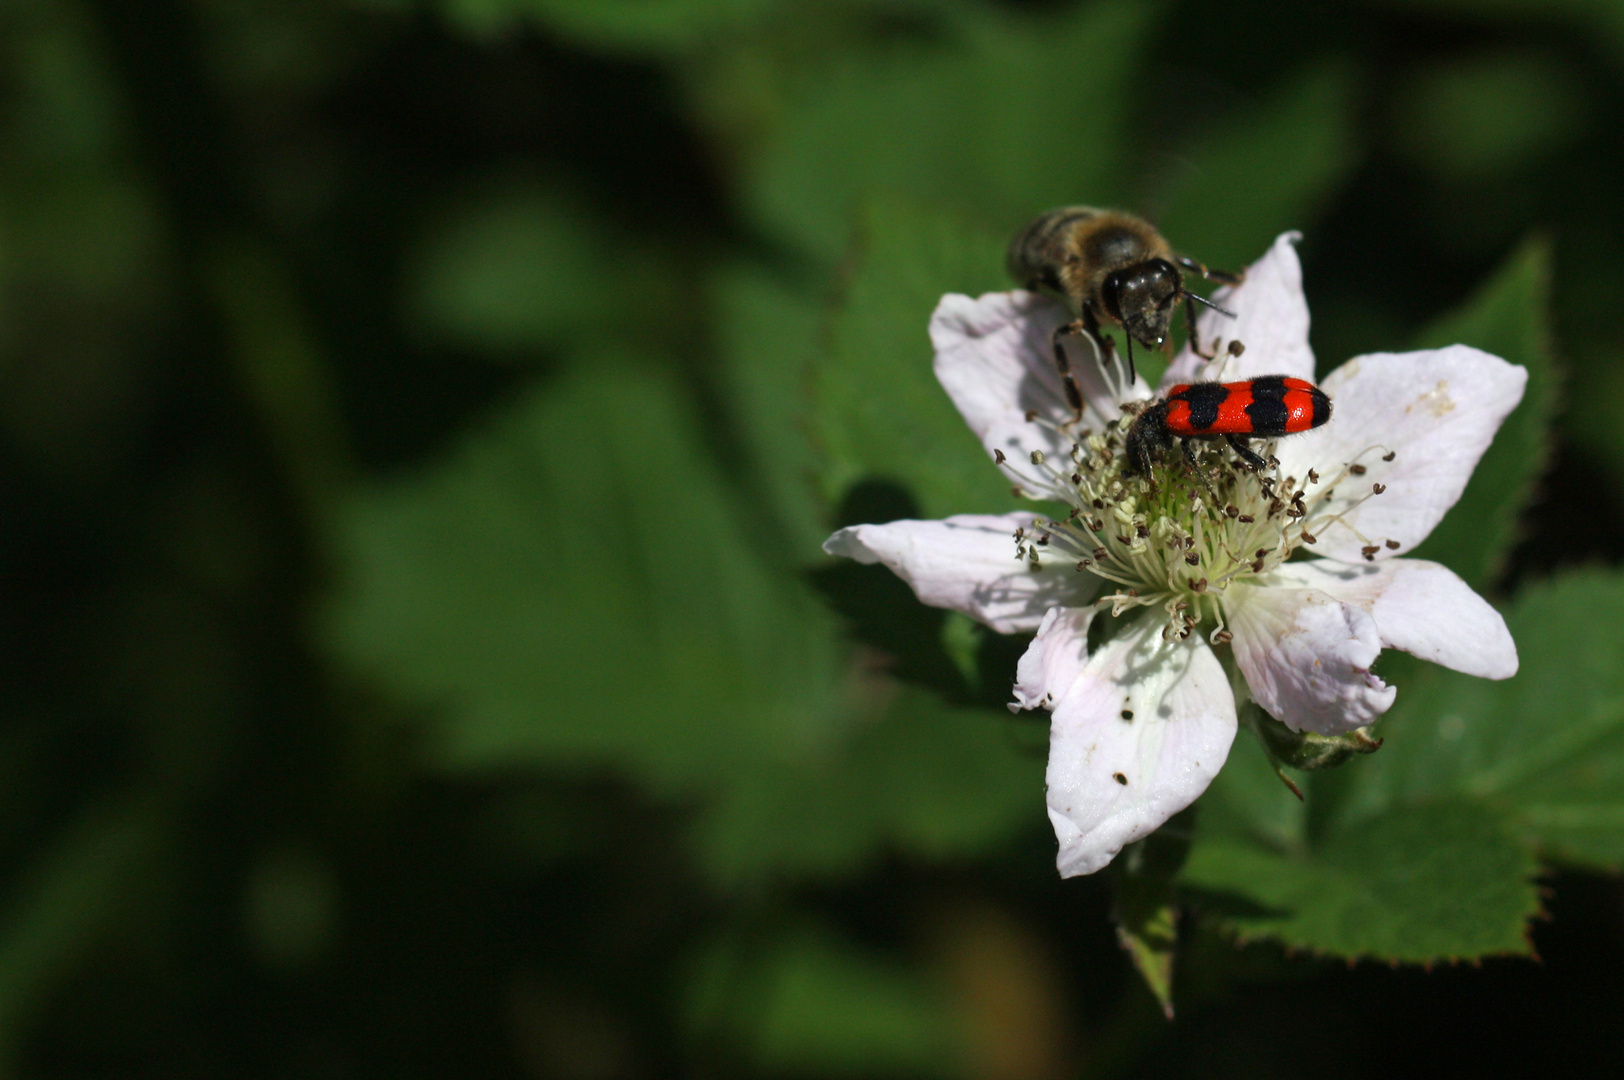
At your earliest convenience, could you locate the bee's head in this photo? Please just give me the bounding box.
[1100,258,1182,349]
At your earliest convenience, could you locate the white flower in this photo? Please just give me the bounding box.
[824,233,1524,877]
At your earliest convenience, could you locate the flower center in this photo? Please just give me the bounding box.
[1005,408,1392,642]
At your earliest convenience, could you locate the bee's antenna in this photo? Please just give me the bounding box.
[1188,292,1236,319]
[1122,334,1137,386]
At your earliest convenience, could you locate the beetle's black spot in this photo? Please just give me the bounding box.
[1246,396,1289,434]
[1310,386,1332,427]
[1176,382,1228,430]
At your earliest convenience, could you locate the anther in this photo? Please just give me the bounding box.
[1382,451,1396,462]
[1361,544,1380,561]
[1213,629,1233,645]
[1308,469,1320,484]
[994,449,1006,465]
[1372,483,1386,494]
[1076,559,1091,570]
[1350,463,1367,475]
[1071,473,1082,484]
[1237,514,1254,523]
[1036,533,1050,545]
[1301,531,1317,544]
[1030,450,1046,465]
[1255,549,1269,559]
[1225,505,1239,518]
[1025,410,1039,422]
[1190,578,1208,593]
[1092,498,1105,510]
[1093,547,1108,560]
[1385,539,1401,550]
[1184,552,1200,566]
[1121,710,1134,721]
[1228,340,1246,357]
[1113,772,1128,785]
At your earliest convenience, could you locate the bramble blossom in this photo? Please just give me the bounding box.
[823,234,1523,876]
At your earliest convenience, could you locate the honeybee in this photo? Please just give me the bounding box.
[1007,207,1242,411]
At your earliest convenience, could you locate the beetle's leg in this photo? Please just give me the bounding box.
[1181,439,1220,504]
[1225,434,1269,471]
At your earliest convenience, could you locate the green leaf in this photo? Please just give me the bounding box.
[404,180,670,356]
[1406,236,1557,591]
[1149,62,1360,272]
[813,198,1014,519]
[1183,799,1538,963]
[326,352,1051,891]
[1195,724,1311,854]
[709,262,831,556]
[683,921,963,1076]
[693,689,1042,888]
[1329,570,1624,872]
[1188,568,1624,960]
[0,797,165,1065]
[323,357,848,795]
[1389,49,1589,181]
[433,0,779,55]
[1110,812,1194,1018]
[743,1,1156,263]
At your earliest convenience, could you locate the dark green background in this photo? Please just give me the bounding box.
[4,0,1624,1076]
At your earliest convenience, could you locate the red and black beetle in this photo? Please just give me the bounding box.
[1124,375,1331,476]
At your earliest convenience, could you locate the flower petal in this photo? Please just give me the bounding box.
[931,291,1150,481]
[1161,232,1315,389]
[1266,558,1517,679]
[1275,346,1527,563]
[1226,581,1396,734]
[1045,614,1236,877]
[1011,605,1095,712]
[822,512,1093,634]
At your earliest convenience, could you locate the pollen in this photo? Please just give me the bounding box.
[995,423,1384,643]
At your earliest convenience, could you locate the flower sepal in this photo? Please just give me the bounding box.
[1245,705,1383,799]
[1109,807,1194,1020]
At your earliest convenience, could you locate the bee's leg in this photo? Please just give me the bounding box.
[1049,322,1087,417]
[1178,255,1242,362]
[1185,294,1217,361]
[1080,306,1129,383]
[1225,434,1269,471]
[1176,255,1244,286]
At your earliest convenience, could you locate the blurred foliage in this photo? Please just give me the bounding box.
[5,0,1624,1076]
